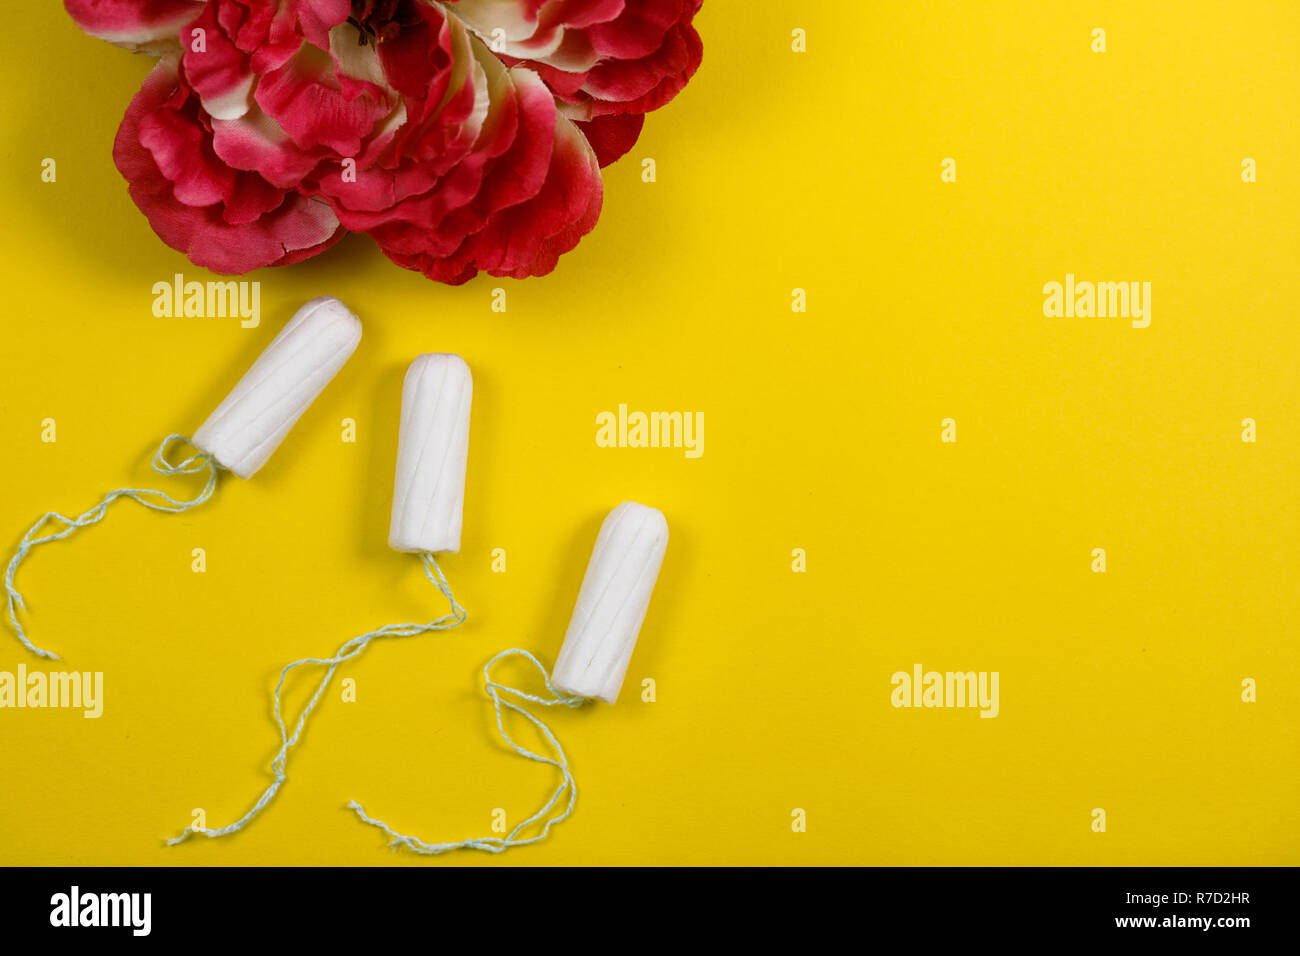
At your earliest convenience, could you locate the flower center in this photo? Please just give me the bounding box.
[348,0,420,45]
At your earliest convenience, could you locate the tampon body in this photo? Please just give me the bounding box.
[388,354,473,554]
[552,502,669,704]
[193,296,361,479]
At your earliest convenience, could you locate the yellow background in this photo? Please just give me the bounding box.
[1,2,1297,865]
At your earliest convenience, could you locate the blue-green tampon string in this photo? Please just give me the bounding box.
[4,434,217,661]
[348,648,585,855]
[167,552,465,845]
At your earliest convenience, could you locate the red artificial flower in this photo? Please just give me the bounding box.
[64,0,702,282]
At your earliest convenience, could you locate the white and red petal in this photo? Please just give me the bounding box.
[449,0,700,109]
[65,0,203,52]
[254,35,395,155]
[181,2,257,119]
[449,0,624,67]
[447,0,557,45]
[387,16,486,170]
[211,105,327,188]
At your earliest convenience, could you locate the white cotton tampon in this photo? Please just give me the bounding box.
[192,296,361,479]
[552,502,669,704]
[388,354,473,555]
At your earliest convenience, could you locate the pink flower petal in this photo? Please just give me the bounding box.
[114,57,343,273]
[65,0,202,50]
